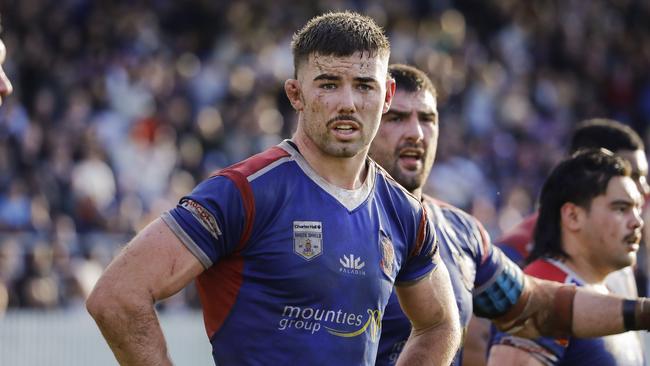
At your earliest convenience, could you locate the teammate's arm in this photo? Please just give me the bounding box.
[86,218,204,365]
[395,258,461,366]
[492,276,646,339]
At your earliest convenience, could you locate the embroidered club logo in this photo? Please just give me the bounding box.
[379,235,395,277]
[339,254,366,276]
[293,221,323,260]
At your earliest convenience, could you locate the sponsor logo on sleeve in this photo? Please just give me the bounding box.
[180,199,222,239]
[293,221,323,260]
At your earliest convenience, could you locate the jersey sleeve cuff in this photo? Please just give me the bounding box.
[162,211,214,269]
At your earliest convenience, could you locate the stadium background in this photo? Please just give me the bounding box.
[1,0,650,364]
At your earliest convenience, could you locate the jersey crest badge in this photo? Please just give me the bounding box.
[293,221,323,260]
[379,233,395,278]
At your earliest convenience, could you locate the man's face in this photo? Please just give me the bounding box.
[616,149,650,199]
[580,176,644,273]
[287,52,394,158]
[0,39,12,106]
[369,89,438,193]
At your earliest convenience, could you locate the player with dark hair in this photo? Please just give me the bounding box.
[488,149,645,365]
[500,118,648,268]
[463,118,650,365]
[87,12,461,366]
[372,64,650,366]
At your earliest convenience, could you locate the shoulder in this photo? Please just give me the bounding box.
[423,195,490,257]
[209,145,293,183]
[424,196,483,229]
[496,212,538,264]
[524,259,569,283]
[373,160,422,208]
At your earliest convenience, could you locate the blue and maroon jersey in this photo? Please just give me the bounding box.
[377,195,513,366]
[496,213,538,267]
[490,258,645,366]
[162,140,439,365]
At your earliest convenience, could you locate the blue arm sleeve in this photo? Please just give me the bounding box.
[162,175,246,268]
[396,207,438,284]
[473,247,525,318]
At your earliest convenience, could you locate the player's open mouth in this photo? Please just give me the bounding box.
[330,121,360,137]
[398,148,424,170]
[624,233,641,251]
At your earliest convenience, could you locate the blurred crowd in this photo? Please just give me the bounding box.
[1,0,650,312]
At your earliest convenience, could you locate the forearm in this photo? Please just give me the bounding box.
[89,294,171,365]
[87,219,204,365]
[571,288,623,337]
[572,289,650,337]
[396,264,461,366]
[396,318,461,366]
[495,276,650,338]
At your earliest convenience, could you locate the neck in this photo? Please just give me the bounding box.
[411,188,423,201]
[292,130,368,190]
[561,233,612,284]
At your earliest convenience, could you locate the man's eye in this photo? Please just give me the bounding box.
[615,206,628,213]
[321,83,336,90]
[358,84,372,91]
[385,115,402,122]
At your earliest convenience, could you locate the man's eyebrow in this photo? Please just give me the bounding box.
[384,110,410,117]
[314,74,340,82]
[355,77,378,84]
[610,199,636,208]
[418,111,438,118]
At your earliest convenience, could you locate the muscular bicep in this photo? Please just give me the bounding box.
[395,257,457,331]
[97,218,205,302]
[487,345,546,366]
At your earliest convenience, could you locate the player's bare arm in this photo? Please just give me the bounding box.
[86,218,204,365]
[488,275,650,338]
[395,257,461,366]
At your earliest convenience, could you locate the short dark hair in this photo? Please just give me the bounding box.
[291,12,390,77]
[530,149,631,262]
[569,119,644,154]
[388,64,437,97]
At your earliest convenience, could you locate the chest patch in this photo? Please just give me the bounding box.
[379,234,395,278]
[293,221,323,260]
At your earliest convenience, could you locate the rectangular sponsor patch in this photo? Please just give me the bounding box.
[180,199,222,239]
[293,221,323,260]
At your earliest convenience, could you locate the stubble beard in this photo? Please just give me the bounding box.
[389,160,423,193]
[310,127,367,158]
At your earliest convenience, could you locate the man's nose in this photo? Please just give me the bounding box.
[337,85,357,115]
[404,114,424,142]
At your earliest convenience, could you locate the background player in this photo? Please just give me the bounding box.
[488,149,645,365]
[465,118,650,365]
[371,64,650,366]
[86,12,461,366]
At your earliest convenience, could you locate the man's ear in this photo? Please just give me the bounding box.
[560,202,584,231]
[383,77,396,113]
[284,79,303,111]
